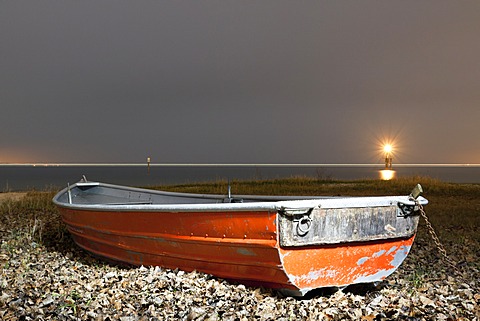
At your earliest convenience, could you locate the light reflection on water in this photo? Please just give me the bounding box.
[379,169,396,180]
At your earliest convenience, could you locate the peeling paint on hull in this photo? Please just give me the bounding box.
[279,237,415,295]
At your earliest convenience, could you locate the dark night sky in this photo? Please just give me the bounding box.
[1,1,479,164]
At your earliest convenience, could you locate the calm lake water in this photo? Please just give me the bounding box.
[1,164,480,191]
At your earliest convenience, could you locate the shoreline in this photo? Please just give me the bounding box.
[2,166,480,192]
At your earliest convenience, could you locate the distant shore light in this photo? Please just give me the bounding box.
[383,144,393,154]
[383,143,393,170]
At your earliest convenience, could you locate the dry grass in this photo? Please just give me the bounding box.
[0,192,27,203]
[0,190,64,246]
[150,175,444,195]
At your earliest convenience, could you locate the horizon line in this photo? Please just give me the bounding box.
[1,163,480,167]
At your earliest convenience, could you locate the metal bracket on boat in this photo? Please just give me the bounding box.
[223,182,243,203]
[398,184,424,217]
[397,202,417,217]
[279,207,314,237]
[409,184,423,201]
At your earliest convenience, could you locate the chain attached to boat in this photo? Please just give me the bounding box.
[414,200,458,271]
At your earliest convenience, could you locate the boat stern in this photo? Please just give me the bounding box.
[276,195,426,296]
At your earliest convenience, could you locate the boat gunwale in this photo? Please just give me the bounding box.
[53,181,428,212]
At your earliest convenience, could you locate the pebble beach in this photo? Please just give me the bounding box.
[1,191,479,320]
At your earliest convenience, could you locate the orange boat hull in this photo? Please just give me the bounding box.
[59,206,416,296]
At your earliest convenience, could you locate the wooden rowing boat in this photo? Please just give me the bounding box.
[53,178,427,296]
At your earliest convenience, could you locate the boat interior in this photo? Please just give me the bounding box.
[57,181,329,206]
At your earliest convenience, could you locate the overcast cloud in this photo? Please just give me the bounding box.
[1,1,479,164]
